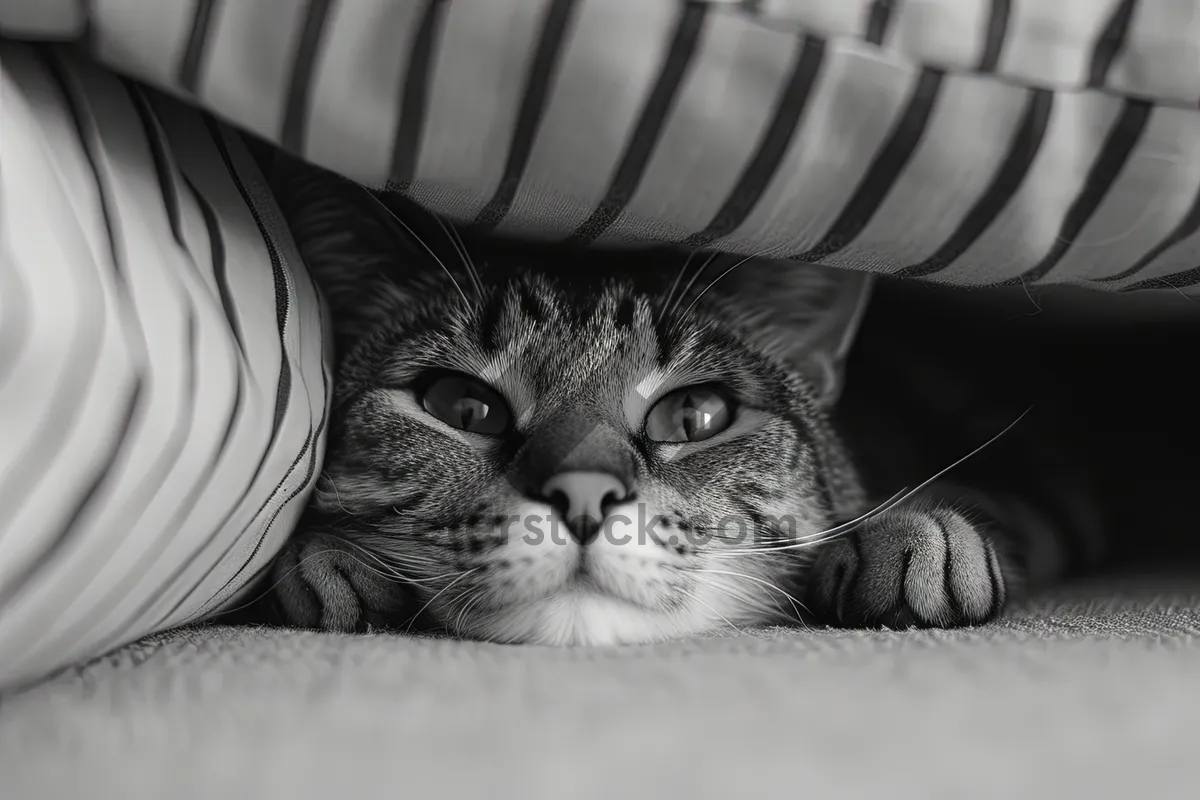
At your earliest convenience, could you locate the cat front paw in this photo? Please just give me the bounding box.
[806,505,1007,629]
[272,532,411,632]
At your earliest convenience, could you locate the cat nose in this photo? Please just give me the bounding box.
[540,471,628,546]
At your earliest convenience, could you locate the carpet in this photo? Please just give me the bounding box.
[3,573,1197,799]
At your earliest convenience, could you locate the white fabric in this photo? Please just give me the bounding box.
[0,43,329,690]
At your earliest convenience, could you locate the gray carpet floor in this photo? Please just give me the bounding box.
[3,574,1198,799]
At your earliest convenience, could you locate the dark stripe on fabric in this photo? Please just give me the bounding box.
[95,367,245,655]
[1087,0,1137,88]
[389,0,449,188]
[39,311,201,653]
[0,381,142,610]
[0,53,142,607]
[44,55,123,282]
[204,115,292,444]
[565,2,710,245]
[280,0,333,154]
[895,88,1052,278]
[169,249,331,635]
[790,68,943,264]
[193,363,329,622]
[864,0,897,46]
[1095,183,1200,284]
[470,0,579,232]
[1000,99,1153,285]
[169,124,323,625]
[182,175,246,360]
[977,0,1010,72]
[45,88,245,645]
[179,0,217,93]
[126,84,184,248]
[1120,264,1200,292]
[0,268,103,534]
[683,35,825,249]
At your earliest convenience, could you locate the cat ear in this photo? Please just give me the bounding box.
[264,154,430,352]
[714,258,875,408]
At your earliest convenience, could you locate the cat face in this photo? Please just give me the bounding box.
[273,162,870,644]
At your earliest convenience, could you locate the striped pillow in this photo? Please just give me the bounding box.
[2,0,1196,292]
[0,44,328,689]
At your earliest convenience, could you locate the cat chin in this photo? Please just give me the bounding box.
[470,590,718,647]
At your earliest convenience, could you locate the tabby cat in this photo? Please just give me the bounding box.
[262,156,1110,644]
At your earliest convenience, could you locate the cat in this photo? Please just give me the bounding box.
[259,155,1113,644]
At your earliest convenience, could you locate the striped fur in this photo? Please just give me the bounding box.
[262,157,1106,642]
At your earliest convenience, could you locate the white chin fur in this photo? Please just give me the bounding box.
[479,591,701,646]
[455,501,764,645]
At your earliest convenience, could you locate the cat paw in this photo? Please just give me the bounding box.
[272,532,411,632]
[806,505,1007,629]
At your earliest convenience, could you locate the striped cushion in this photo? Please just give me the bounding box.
[0,43,328,689]
[2,0,1198,292]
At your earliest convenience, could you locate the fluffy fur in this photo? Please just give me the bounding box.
[261,157,1102,644]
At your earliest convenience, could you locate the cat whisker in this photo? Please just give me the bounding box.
[347,529,440,554]
[356,186,473,309]
[692,577,793,629]
[328,550,415,584]
[405,568,481,634]
[337,539,463,585]
[366,561,459,585]
[682,489,909,555]
[212,546,398,619]
[707,538,846,560]
[207,553,334,619]
[353,548,444,574]
[316,476,352,516]
[666,249,721,320]
[660,249,697,327]
[692,568,808,619]
[706,491,934,558]
[448,588,489,636]
[677,251,760,320]
[673,586,746,637]
[363,548,444,570]
[391,506,429,520]
[315,543,453,587]
[717,406,1034,556]
[429,210,484,300]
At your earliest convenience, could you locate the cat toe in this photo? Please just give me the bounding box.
[273,533,408,632]
[808,506,1006,629]
[272,535,362,631]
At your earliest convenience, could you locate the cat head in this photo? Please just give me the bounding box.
[271,160,872,644]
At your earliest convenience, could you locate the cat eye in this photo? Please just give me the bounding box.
[420,373,512,435]
[645,386,733,443]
